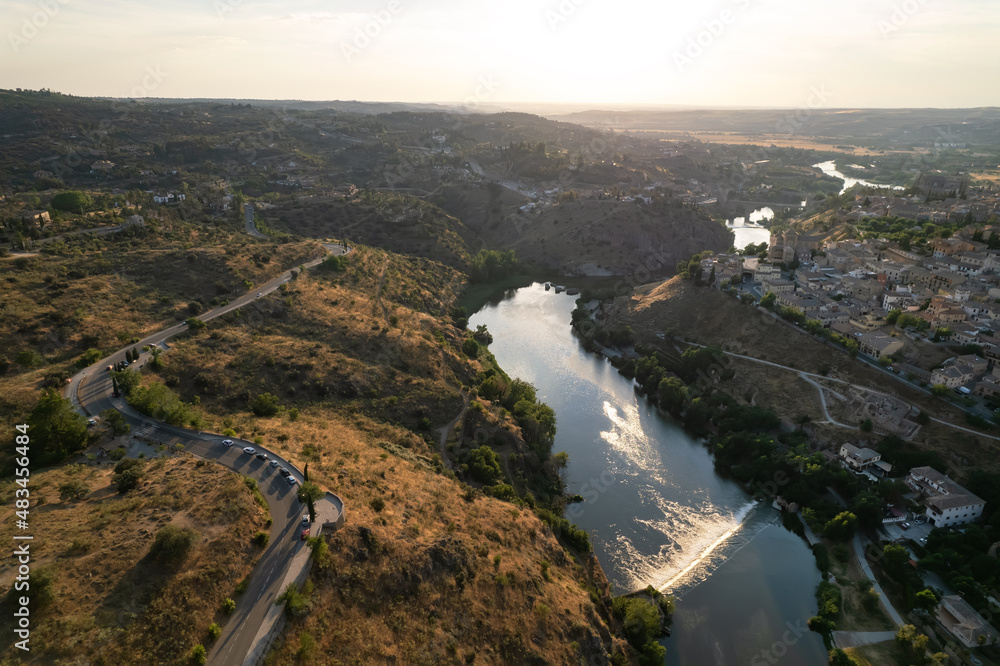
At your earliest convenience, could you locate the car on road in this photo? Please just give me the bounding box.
[919,537,928,544]
[301,514,310,526]
[243,446,256,455]
[257,292,262,297]
[255,452,268,461]
[279,468,291,477]
[222,439,234,447]
[269,459,280,468]
[87,418,97,427]
[287,476,298,485]
[900,522,911,530]
[300,528,310,540]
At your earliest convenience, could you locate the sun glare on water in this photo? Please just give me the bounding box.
[599,401,761,595]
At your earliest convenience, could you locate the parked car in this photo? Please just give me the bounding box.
[222,439,234,447]
[300,528,310,540]
[269,459,280,468]
[900,522,911,530]
[301,514,310,526]
[287,476,299,485]
[243,446,256,455]
[255,452,268,461]
[919,537,928,544]
[279,468,291,477]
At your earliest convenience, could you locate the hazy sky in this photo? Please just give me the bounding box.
[3,0,999,108]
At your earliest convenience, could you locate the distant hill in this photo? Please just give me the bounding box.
[548,107,1000,147]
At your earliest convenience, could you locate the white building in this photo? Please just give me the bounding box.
[907,466,986,528]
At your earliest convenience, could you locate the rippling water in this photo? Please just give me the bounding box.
[470,283,828,665]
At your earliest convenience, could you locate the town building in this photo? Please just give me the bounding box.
[907,467,986,528]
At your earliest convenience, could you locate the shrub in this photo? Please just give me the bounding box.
[251,392,281,417]
[207,622,221,640]
[275,583,311,616]
[462,338,480,358]
[252,531,270,547]
[149,524,198,565]
[298,632,317,661]
[59,480,88,501]
[112,458,146,493]
[190,644,207,665]
[223,597,236,614]
[369,496,385,513]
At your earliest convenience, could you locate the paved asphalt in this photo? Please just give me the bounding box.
[66,243,348,665]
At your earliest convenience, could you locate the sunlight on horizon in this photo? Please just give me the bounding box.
[2,0,998,107]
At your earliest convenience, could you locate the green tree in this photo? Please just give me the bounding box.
[59,479,89,501]
[251,392,281,417]
[914,588,939,611]
[297,482,324,521]
[27,389,89,465]
[51,190,93,213]
[823,512,858,542]
[467,445,504,485]
[149,524,198,565]
[760,292,777,309]
[100,408,131,435]
[112,459,146,493]
[462,337,480,358]
[190,644,207,665]
[883,543,911,579]
[657,377,689,415]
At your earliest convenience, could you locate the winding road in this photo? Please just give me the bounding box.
[65,243,350,665]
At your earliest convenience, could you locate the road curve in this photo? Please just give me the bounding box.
[64,243,349,665]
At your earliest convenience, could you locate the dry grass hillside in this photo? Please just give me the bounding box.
[264,193,474,270]
[0,456,268,665]
[495,198,733,275]
[0,222,323,457]
[119,246,631,663]
[604,276,1000,476]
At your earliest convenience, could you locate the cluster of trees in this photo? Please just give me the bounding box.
[885,309,931,332]
[113,369,201,428]
[25,389,90,466]
[50,190,94,214]
[476,373,556,457]
[468,249,518,283]
[611,593,669,665]
[852,215,962,250]
[674,252,717,286]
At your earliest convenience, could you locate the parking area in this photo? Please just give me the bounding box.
[881,515,934,544]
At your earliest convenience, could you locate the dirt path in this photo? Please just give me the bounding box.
[437,391,470,471]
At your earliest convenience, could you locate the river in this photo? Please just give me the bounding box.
[814,159,905,194]
[470,284,828,665]
[727,207,773,250]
